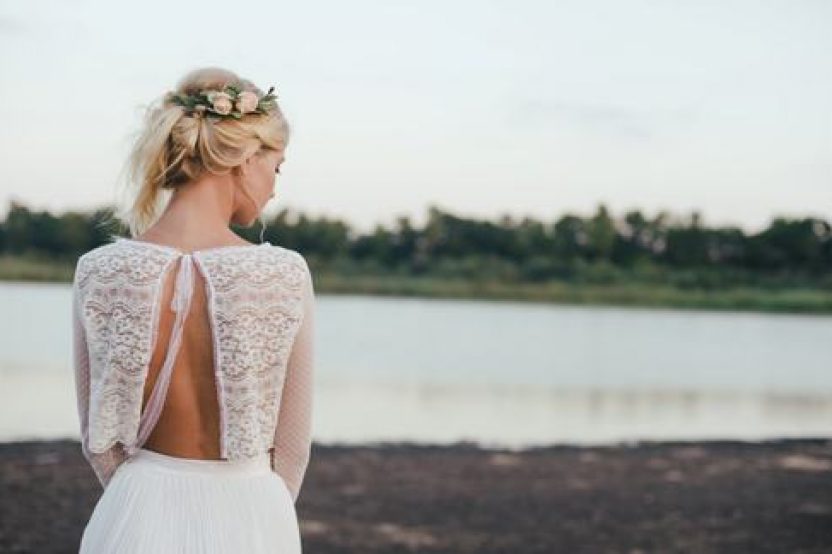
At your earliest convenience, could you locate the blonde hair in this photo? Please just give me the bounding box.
[118,67,291,236]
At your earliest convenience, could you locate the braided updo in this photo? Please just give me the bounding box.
[119,66,290,236]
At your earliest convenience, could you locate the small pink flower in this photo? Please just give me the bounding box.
[236,91,259,114]
[209,92,233,115]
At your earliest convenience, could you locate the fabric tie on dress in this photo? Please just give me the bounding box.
[127,254,196,457]
[170,253,195,314]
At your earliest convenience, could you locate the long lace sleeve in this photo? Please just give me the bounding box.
[72,265,125,488]
[270,260,315,503]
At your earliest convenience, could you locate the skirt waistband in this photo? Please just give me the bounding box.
[129,447,272,476]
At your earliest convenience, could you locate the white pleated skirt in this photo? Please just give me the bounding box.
[79,447,302,553]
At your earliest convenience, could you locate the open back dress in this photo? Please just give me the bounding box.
[71,236,315,553]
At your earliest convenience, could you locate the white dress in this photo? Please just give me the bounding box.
[79,447,302,553]
[71,237,315,553]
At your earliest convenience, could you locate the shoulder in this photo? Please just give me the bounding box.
[77,237,161,265]
[76,240,122,264]
[73,241,120,282]
[270,245,310,273]
[263,245,313,292]
[73,238,175,287]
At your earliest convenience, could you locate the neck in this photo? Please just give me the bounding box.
[149,173,240,243]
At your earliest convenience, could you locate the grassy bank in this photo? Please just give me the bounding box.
[3,254,831,315]
[0,255,75,282]
[318,273,832,314]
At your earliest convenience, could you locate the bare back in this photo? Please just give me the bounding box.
[141,257,222,459]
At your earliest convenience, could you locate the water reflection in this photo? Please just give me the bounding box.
[2,368,831,446]
[311,380,832,448]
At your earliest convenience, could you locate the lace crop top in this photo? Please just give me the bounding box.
[71,237,315,502]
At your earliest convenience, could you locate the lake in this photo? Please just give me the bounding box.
[1,281,830,448]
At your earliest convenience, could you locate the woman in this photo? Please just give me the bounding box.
[72,67,315,553]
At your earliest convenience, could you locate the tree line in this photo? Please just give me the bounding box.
[1,201,830,288]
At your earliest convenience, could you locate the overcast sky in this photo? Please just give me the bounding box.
[0,0,829,234]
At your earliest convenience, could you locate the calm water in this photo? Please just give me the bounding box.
[1,281,830,448]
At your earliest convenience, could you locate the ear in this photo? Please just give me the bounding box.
[245,145,262,163]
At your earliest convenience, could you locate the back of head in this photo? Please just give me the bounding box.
[120,66,291,236]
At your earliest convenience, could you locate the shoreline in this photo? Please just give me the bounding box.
[2,266,832,316]
[2,437,830,553]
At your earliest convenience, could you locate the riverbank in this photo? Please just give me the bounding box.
[1,438,830,553]
[318,273,832,315]
[2,254,831,315]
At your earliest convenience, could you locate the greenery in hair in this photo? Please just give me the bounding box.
[167,83,279,119]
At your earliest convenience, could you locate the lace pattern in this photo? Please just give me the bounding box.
[72,239,314,501]
[195,247,307,460]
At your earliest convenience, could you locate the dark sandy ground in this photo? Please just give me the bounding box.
[1,438,831,553]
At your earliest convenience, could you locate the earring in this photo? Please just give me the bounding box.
[257,214,267,244]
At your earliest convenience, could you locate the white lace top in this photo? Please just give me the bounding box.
[71,237,315,502]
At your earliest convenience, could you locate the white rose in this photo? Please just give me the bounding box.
[210,92,233,115]
[236,91,259,114]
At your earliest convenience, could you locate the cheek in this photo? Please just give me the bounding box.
[255,167,271,189]
[255,168,274,199]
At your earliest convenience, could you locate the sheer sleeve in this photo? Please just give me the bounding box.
[270,260,315,503]
[72,265,125,488]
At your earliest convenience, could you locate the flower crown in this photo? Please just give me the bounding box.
[166,84,278,119]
